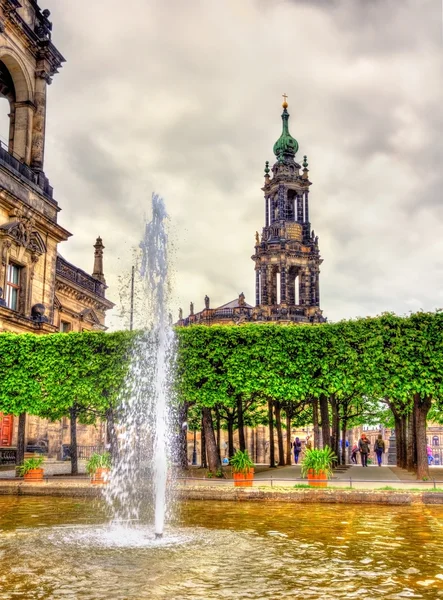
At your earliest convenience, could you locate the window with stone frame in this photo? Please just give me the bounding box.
[5,263,21,311]
[433,436,439,446]
[60,320,71,333]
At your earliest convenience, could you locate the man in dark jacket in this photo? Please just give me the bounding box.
[358,434,370,467]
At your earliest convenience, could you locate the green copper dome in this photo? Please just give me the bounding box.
[273,107,299,161]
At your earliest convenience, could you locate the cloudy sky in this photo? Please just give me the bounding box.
[33,0,443,329]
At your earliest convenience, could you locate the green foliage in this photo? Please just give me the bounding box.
[230,449,254,473]
[0,331,135,421]
[300,446,336,478]
[18,456,44,475]
[85,452,112,475]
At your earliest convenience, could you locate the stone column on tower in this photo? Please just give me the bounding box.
[92,237,106,284]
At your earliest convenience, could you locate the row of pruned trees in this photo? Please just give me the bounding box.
[1,311,442,480]
[176,312,443,480]
[0,331,133,472]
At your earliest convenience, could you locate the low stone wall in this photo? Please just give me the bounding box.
[1,480,443,505]
[176,486,443,505]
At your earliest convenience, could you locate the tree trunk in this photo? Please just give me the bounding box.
[394,415,403,468]
[201,414,207,468]
[319,394,330,449]
[401,414,408,468]
[285,411,292,465]
[268,398,276,468]
[177,402,189,469]
[312,398,320,449]
[237,397,246,452]
[201,407,221,473]
[414,393,432,480]
[69,406,78,476]
[227,417,234,458]
[274,401,285,466]
[15,412,26,472]
[106,407,118,462]
[406,410,416,472]
[329,395,339,462]
[215,408,221,461]
[341,418,348,465]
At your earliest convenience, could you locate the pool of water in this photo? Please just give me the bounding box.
[0,497,443,599]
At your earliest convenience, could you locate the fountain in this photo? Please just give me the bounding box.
[104,192,175,538]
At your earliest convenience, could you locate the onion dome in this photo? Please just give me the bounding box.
[273,96,299,162]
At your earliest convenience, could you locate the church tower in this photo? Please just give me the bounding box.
[252,97,325,323]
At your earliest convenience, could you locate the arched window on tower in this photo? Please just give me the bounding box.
[0,97,10,148]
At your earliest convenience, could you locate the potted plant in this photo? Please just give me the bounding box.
[18,456,45,482]
[301,446,336,488]
[86,452,111,485]
[230,450,254,487]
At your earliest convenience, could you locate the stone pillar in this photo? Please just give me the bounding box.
[315,269,320,307]
[304,191,310,223]
[310,270,316,306]
[278,185,286,222]
[388,431,396,465]
[255,269,260,306]
[92,237,106,284]
[31,66,50,171]
[280,265,286,303]
[296,194,303,222]
[265,196,269,227]
[13,102,34,163]
[261,266,268,305]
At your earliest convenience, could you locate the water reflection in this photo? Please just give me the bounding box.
[1,497,443,599]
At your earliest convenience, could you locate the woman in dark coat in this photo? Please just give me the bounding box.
[358,434,370,467]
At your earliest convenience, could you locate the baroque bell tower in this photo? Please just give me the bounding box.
[252,97,325,323]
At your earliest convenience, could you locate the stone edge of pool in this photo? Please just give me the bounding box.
[1,481,443,505]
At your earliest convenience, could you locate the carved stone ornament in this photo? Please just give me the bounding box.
[0,210,46,255]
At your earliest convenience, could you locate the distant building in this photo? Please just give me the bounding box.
[178,97,325,326]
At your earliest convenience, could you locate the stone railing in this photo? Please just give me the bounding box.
[0,142,54,200]
[56,256,106,298]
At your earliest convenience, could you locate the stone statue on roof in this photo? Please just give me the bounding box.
[204,295,210,309]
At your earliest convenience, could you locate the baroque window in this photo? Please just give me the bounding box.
[5,263,21,311]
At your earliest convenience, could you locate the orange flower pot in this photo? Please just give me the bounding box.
[23,468,44,482]
[233,468,254,487]
[307,469,327,488]
[91,467,110,485]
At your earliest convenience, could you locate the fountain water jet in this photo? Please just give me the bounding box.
[104,193,175,538]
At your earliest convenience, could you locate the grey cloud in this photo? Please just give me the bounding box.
[40,0,443,328]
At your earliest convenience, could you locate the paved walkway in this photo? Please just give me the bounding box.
[251,464,443,490]
[3,461,443,490]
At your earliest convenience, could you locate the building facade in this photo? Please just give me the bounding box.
[0,0,113,456]
[178,98,325,326]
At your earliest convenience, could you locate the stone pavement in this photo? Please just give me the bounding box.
[2,461,443,491]
[0,460,87,479]
[250,464,443,490]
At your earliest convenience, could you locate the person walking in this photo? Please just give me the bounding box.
[350,443,358,464]
[358,434,370,467]
[374,434,385,467]
[293,437,302,465]
[427,444,434,466]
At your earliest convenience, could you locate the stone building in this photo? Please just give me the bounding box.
[178,97,325,326]
[0,0,113,455]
